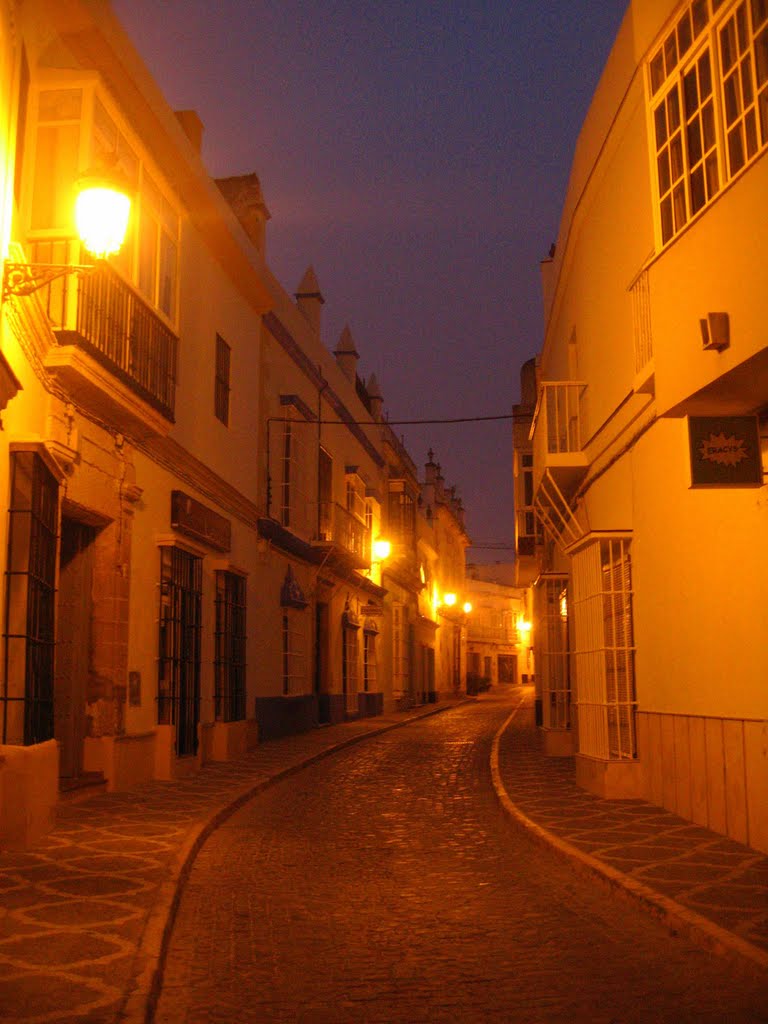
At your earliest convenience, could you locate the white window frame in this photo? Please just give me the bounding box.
[571,537,636,761]
[282,610,306,696]
[648,0,768,247]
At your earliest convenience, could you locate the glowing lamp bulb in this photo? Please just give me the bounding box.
[463,602,472,614]
[444,593,457,607]
[372,538,391,561]
[75,186,131,258]
[517,617,532,633]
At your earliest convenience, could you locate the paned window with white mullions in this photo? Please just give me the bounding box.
[282,612,306,696]
[649,0,768,245]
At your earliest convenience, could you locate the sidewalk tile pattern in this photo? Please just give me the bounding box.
[0,688,765,1024]
[494,690,768,959]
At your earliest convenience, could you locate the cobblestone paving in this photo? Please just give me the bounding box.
[155,694,768,1024]
[0,705,458,1024]
[495,691,768,959]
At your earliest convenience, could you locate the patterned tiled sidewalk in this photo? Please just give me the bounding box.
[2,689,766,1024]
[0,701,466,1024]
[492,687,768,972]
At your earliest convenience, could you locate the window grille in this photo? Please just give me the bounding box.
[342,622,358,712]
[572,538,636,760]
[535,575,571,731]
[388,484,415,542]
[363,630,377,692]
[214,571,246,721]
[158,546,201,756]
[278,414,310,533]
[2,451,58,745]
[214,334,231,426]
[282,611,306,695]
[649,0,768,244]
[392,602,407,696]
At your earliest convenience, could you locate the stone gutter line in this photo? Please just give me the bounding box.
[489,697,768,976]
[120,699,473,1024]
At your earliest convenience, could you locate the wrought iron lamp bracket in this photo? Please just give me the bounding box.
[2,261,94,300]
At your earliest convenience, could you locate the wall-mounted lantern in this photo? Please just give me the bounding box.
[3,168,132,299]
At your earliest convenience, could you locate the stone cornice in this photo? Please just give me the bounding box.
[136,434,260,528]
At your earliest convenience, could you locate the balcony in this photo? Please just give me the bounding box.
[467,624,518,645]
[25,249,177,440]
[316,500,371,569]
[530,381,588,496]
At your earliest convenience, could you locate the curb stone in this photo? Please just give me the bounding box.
[489,696,768,976]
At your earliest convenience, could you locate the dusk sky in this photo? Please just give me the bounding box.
[112,0,628,559]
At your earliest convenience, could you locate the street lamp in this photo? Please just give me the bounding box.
[3,169,132,299]
[74,176,132,259]
[372,537,391,562]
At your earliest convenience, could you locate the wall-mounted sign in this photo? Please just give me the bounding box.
[171,490,232,551]
[280,565,308,608]
[688,416,762,487]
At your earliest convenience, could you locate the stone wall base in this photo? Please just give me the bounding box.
[575,753,644,800]
[541,728,575,757]
[153,724,200,781]
[358,691,383,718]
[208,719,257,761]
[0,740,59,850]
[83,732,155,791]
[255,695,318,740]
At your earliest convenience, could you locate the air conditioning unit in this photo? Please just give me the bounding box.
[700,311,730,352]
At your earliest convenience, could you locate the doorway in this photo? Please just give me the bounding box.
[55,517,96,780]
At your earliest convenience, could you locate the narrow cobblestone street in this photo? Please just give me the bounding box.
[155,695,768,1024]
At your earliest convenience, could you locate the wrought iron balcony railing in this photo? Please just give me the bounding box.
[27,246,177,421]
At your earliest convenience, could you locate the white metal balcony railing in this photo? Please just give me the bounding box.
[531,381,586,457]
[316,500,371,564]
[27,240,177,420]
[630,268,653,376]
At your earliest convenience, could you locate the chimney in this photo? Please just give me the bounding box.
[175,110,204,154]
[295,266,324,336]
[422,449,437,511]
[215,172,271,255]
[334,325,359,383]
[366,373,383,421]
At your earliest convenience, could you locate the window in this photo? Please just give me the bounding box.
[280,420,293,528]
[363,628,377,692]
[516,452,539,555]
[158,546,201,756]
[571,539,636,761]
[282,612,306,695]
[342,618,359,712]
[214,571,246,721]
[388,482,415,541]
[214,334,231,426]
[28,85,179,321]
[649,0,768,244]
[137,167,178,320]
[535,575,571,731]
[391,602,409,698]
[1,451,58,745]
[14,47,29,207]
[276,407,310,533]
[346,474,366,522]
